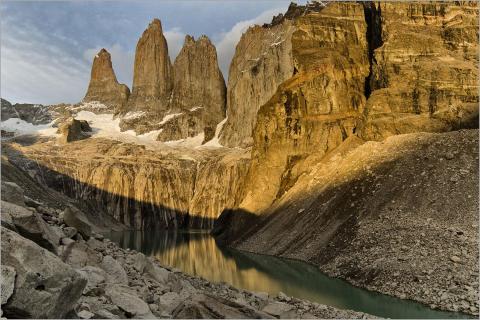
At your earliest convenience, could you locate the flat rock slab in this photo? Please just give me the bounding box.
[105,284,155,319]
[62,207,92,238]
[262,301,294,317]
[100,255,128,285]
[1,181,25,206]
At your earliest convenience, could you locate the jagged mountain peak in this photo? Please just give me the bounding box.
[148,18,163,30]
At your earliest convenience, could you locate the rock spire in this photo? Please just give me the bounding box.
[83,48,130,110]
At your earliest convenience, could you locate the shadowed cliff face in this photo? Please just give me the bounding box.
[3,139,250,229]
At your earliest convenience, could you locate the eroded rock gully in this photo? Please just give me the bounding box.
[359,1,479,139]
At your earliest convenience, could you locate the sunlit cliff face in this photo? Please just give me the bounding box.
[7,138,250,229]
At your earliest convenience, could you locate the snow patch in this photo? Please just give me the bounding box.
[201,117,227,148]
[75,111,164,144]
[271,39,285,47]
[1,118,57,137]
[189,106,203,112]
[123,111,146,120]
[159,112,183,125]
[164,132,205,148]
[69,101,109,111]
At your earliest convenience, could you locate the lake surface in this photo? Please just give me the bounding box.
[107,230,471,319]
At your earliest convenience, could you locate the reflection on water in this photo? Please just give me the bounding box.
[107,230,472,319]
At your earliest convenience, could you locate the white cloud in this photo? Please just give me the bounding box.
[214,6,288,78]
[1,19,90,105]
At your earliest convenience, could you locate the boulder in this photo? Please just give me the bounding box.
[57,118,92,144]
[2,200,59,252]
[86,237,106,252]
[105,284,155,319]
[172,293,274,319]
[133,253,170,284]
[76,266,107,295]
[158,292,182,314]
[23,196,43,209]
[1,181,25,206]
[61,237,75,246]
[1,265,16,305]
[1,210,16,232]
[1,227,86,318]
[100,255,128,285]
[144,259,170,284]
[133,252,148,273]
[94,309,121,319]
[261,301,294,317]
[78,309,95,319]
[62,207,92,238]
[61,241,102,268]
[63,226,78,238]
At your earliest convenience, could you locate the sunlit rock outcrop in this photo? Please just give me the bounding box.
[219,20,296,148]
[238,2,370,213]
[359,2,479,139]
[120,22,226,143]
[83,48,130,111]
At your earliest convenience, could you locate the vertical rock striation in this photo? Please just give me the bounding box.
[359,1,479,140]
[83,49,130,111]
[10,139,250,230]
[126,18,173,113]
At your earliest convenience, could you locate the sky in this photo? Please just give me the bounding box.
[0,0,308,105]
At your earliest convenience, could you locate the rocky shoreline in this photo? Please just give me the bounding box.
[0,178,369,319]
